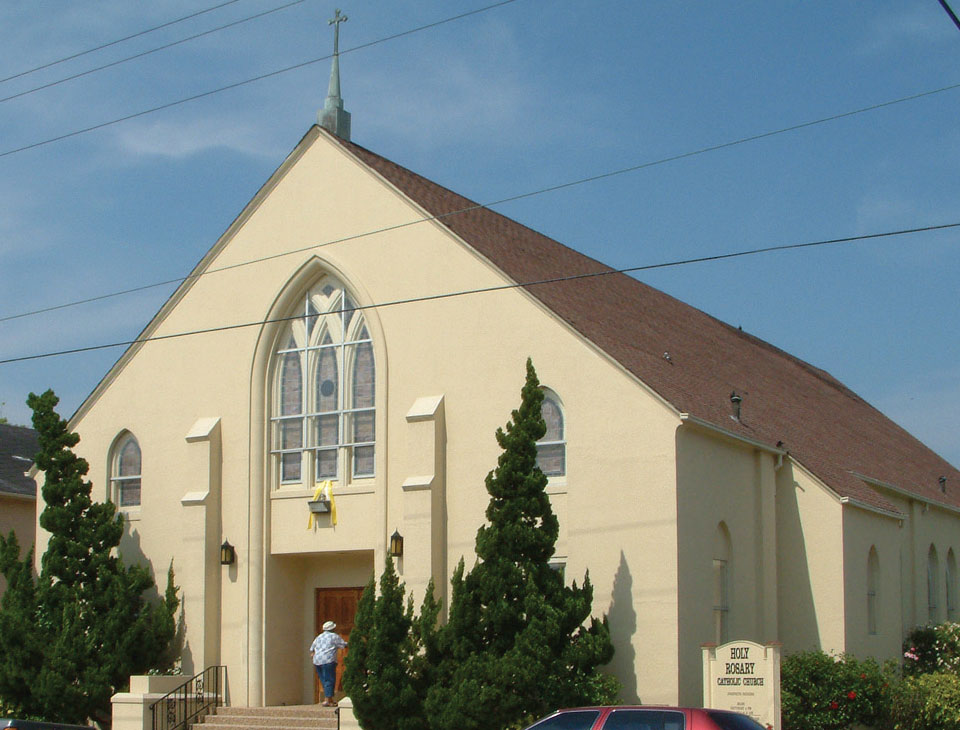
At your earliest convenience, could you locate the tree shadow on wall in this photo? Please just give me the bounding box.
[123,524,187,675]
[607,550,639,702]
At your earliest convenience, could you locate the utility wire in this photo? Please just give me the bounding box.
[0,0,522,160]
[0,0,246,85]
[939,0,960,32]
[1,80,959,325]
[0,0,308,105]
[1,221,957,366]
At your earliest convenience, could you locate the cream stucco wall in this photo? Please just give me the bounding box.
[0,493,35,598]
[35,128,684,707]
[675,426,781,706]
[776,463,846,654]
[841,505,903,660]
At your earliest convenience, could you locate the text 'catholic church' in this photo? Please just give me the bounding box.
[35,17,960,711]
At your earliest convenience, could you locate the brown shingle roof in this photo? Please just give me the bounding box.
[331,129,960,514]
[0,423,38,498]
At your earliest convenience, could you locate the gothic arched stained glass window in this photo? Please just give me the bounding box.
[271,278,376,486]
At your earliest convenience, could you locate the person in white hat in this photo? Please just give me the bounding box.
[309,620,348,706]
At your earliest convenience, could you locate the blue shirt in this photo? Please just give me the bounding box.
[310,630,347,665]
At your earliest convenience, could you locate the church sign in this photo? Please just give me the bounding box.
[702,640,780,730]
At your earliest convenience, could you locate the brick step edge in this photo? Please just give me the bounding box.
[215,706,338,717]
[198,724,336,730]
[204,714,336,724]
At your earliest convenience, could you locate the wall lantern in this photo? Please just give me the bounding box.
[220,540,236,566]
[389,530,404,558]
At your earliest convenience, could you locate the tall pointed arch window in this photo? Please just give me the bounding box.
[947,549,957,622]
[111,433,141,507]
[867,546,880,635]
[270,277,376,486]
[713,522,732,644]
[536,389,565,477]
[928,545,940,623]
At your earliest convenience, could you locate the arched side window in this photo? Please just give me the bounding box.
[867,546,880,635]
[111,433,141,507]
[270,277,376,487]
[947,549,958,622]
[536,389,565,477]
[928,544,940,623]
[713,522,732,644]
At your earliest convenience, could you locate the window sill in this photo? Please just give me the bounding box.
[271,482,375,500]
[546,477,567,495]
[119,508,142,522]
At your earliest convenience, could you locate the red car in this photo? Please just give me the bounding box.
[524,706,768,730]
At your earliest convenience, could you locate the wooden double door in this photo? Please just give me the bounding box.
[314,587,364,702]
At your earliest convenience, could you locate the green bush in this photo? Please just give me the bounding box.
[887,673,960,730]
[781,650,893,730]
[903,622,960,677]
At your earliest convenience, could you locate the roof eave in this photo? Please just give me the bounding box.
[850,470,959,517]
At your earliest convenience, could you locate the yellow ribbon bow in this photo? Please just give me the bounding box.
[307,480,338,529]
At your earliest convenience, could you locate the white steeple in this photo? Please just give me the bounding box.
[319,8,351,140]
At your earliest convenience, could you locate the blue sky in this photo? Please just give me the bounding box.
[1,1,958,467]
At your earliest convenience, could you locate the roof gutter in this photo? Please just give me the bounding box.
[0,490,36,503]
[678,414,787,457]
[850,470,960,517]
[838,496,905,520]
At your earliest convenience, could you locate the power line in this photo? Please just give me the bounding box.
[0,0,523,160]
[2,80,959,325]
[939,0,960,32]
[0,0,246,85]
[0,0,308,106]
[1,221,956,366]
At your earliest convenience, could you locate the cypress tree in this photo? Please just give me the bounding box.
[0,390,179,725]
[343,558,436,730]
[426,359,617,730]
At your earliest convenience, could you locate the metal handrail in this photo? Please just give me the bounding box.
[150,666,226,730]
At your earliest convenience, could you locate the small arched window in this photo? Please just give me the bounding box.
[867,546,879,635]
[270,277,376,486]
[713,522,732,644]
[928,545,940,623]
[536,390,565,477]
[947,549,957,622]
[111,433,141,507]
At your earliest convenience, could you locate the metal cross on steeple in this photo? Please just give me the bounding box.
[329,9,348,55]
[318,7,351,140]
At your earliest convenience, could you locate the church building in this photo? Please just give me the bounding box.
[34,35,960,711]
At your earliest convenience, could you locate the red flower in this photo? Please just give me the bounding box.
[830,701,839,710]
[860,673,866,679]
[847,691,857,700]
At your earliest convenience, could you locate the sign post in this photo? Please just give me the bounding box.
[702,640,781,730]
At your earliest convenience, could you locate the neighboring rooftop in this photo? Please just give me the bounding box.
[0,423,38,498]
[328,127,960,515]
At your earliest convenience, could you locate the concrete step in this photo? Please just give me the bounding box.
[199,705,338,730]
[205,713,336,725]
[215,706,336,717]
[199,725,336,730]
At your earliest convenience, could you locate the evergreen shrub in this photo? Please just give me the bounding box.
[780,650,893,730]
[0,390,179,726]
[887,672,960,730]
[903,622,960,677]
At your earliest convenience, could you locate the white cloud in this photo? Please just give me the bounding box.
[873,370,960,468]
[854,193,918,234]
[109,114,280,160]
[350,18,576,150]
[858,7,956,55]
